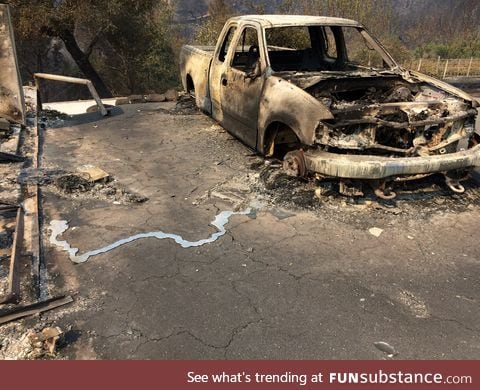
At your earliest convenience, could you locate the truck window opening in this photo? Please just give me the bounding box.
[265,26,389,72]
[231,27,260,74]
[219,26,237,62]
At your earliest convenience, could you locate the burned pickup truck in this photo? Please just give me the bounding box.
[180,15,479,198]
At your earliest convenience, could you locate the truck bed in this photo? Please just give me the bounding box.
[182,45,215,58]
[180,45,216,112]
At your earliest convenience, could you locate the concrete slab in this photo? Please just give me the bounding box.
[43,99,119,115]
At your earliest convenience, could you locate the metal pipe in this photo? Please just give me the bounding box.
[34,73,108,116]
[34,73,91,85]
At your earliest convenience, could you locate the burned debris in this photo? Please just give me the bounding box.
[1,4,73,342]
[0,92,74,327]
[0,324,67,359]
[53,172,148,204]
[298,75,479,197]
[309,77,477,158]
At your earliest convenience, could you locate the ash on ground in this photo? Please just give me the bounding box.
[257,163,480,221]
[52,174,148,204]
[200,156,480,229]
[13,168,148,205]
[38,110,69,129]
[157,96,200,116]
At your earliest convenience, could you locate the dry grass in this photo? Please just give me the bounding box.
[403,58,480,78]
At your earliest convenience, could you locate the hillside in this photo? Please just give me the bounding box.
[174,0,480,32]
[391,0,480,31]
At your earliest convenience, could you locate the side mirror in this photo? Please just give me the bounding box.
[245,61,262,81]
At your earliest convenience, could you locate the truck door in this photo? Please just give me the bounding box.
[210,24,237,119]
[220,25,265,149]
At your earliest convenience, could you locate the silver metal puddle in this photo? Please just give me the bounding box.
[49,209,252,264]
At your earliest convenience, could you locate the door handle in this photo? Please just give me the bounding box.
[221,78,228,86]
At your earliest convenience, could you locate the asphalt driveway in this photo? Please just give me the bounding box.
[17,101,479,359]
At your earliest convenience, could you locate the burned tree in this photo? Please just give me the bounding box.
[7,0,177,97]
[8,0,112,97]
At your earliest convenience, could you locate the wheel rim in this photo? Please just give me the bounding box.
[283,150,306,177]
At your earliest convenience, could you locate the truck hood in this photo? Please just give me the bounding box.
[274,68,478,107]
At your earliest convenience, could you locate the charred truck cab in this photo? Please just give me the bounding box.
[180,15,479,198]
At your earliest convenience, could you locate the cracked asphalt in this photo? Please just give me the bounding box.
[37,102,479,359]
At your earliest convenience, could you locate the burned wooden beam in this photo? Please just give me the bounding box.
[23,190,41,298]
[0,118,10,131]
[0,295,73,325]
[0,201,19,212]
[0,151,25,163]
[0,207,24,304]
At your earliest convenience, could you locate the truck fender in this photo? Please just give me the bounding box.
[258,76,333,153]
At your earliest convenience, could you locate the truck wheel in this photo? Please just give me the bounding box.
[186,76,195,99]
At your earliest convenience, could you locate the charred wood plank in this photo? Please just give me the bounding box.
[0,207,24,304]
[0,151,25,163]
[0,295,73,325]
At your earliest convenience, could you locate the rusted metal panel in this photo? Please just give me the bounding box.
[0,4,25,124]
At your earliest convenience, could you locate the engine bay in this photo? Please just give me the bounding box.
[306,76,478,157]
